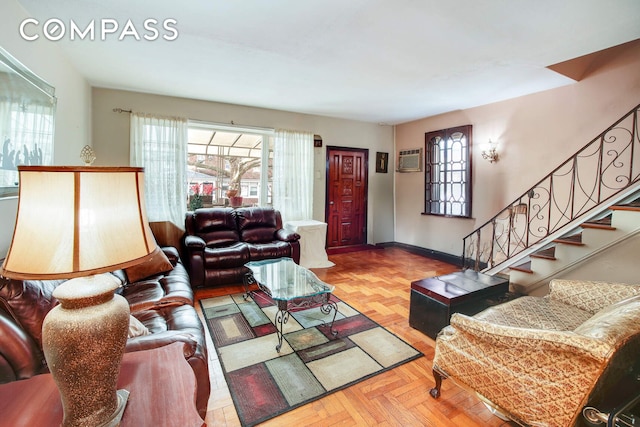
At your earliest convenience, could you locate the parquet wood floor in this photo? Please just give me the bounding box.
[194,247,516,426]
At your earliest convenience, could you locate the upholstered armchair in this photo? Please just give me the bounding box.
[430,279,640,427]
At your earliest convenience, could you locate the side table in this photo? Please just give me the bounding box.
[0,342,204,426]
[409,270,512,339]
[285,220,334,268]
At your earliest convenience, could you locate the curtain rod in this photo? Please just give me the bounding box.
[113,108,184,122]
[112,108,275,133]
[189,119,274,134]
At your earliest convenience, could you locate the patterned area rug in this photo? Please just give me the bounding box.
[200,291,422,426]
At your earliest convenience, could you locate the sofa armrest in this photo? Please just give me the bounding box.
[0,311,45,382]
[275,228,299,242]
[448,313,611,360]
[183,236,205,287]
[548,279,640,314]
[184,235,206,249]
[125,330,199,357]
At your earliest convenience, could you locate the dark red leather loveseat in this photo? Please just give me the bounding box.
[0,247,210,418]
[184,206,300,288]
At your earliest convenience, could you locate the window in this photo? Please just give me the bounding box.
[186,122,273,210]
[424,125,472,217]
[0,46,56,198]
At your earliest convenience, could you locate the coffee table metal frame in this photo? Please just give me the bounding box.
[243,257,338,352]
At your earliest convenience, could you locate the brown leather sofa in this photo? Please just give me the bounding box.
[184,206,300,288]
[0,246,210,419]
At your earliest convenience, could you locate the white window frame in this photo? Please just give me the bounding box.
[187,120,274,207]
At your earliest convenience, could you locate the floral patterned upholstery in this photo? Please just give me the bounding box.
[548,279,640,314]
[431,279,640,427]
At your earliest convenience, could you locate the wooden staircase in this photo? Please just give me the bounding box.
[507,199,640,295]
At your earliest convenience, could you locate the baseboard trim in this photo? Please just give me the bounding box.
[326,241,464,267]
[326,244,382,255]
[379,242,463,267]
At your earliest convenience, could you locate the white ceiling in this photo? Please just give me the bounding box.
[16,0,640,124]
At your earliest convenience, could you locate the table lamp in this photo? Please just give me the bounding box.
[0,166,158,427]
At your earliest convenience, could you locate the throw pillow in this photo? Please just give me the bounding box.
[161,246,180,266]
[128,315,150,338]
[124,247,174,283]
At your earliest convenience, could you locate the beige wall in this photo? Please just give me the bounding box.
[91,88,395,242]
[0,0,91,255]
[394,40,640,257]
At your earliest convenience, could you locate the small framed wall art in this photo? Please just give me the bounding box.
[376,152,388,173]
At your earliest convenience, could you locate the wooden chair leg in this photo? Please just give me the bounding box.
[429,369,443,398]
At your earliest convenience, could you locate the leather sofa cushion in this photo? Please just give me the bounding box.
[203,242,250,268]
[134,305,203,334]
[189,208,240,247]
[202,231,241,248]
[203,267,249,286]
[245,241,292,261]
[0,277,66,348]
[236,207,279,243]
[122,262,194,312]
[242,227,277,243]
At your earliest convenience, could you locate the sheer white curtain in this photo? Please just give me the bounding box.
[130,113,187,226]
[273,129,313,222]
[0,98,55,188]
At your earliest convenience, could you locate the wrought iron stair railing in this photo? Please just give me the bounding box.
[463,103,640,273]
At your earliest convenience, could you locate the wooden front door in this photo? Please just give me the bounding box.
[325,147,368,248]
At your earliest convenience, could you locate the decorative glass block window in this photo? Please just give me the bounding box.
[424,125,472,218]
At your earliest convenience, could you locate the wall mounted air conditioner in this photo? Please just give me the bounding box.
[397,148,422,172]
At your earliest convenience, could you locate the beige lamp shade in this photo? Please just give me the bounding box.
[1,166,157,280]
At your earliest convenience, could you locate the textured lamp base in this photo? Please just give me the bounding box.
[43,273,130,427]
[102,390,129,427]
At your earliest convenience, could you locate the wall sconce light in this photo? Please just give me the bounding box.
[481,140,499,163]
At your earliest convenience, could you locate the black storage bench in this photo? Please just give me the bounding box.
[409,270,511,339]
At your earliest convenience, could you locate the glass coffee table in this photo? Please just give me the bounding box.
[243,257,339,352]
